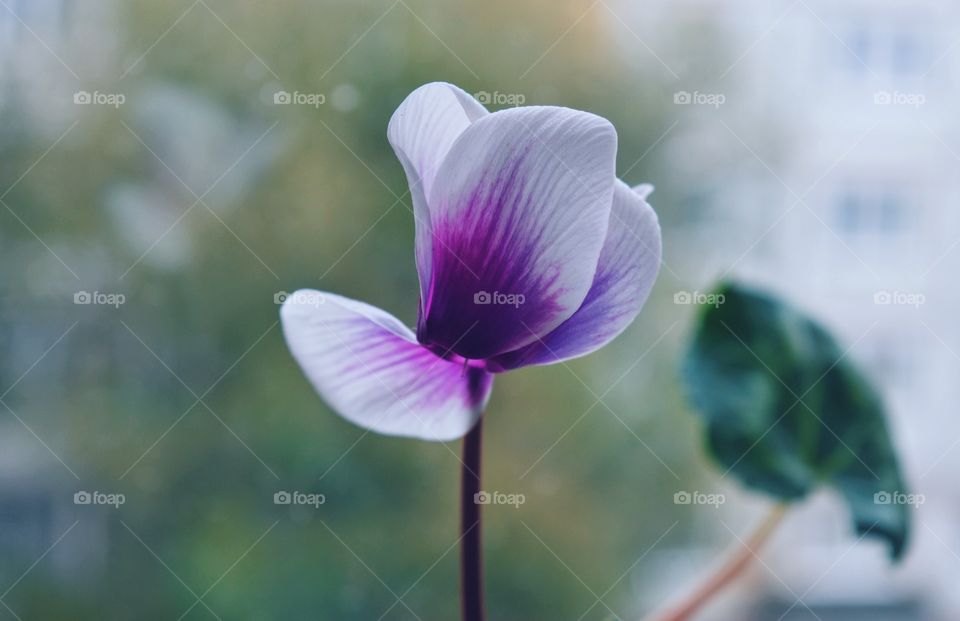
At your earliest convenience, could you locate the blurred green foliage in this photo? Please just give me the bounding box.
[684,282,909,560]
[0,1,726,619]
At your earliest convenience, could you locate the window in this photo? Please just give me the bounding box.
[847,27,872,75]
[841,22,926,79]
[0,491,54,561]
[892,32,921,76]
[862,332,914,391]
[837,191,862,234]
[0,0,68,42]
[878,192,902,233]
[834,184,905,237]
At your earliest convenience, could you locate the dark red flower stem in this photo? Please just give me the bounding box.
[460,418,485,621]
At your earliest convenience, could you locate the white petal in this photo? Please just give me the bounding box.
[491,180,661,369]
[418,106,618,360]
[632,183,654,199]
[281,290,493,441]
[387,83,489,309]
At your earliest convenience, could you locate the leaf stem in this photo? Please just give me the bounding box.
[646,503,789,621]
[461,418,485,621]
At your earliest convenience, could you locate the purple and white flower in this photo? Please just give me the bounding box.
[281,82,661,441]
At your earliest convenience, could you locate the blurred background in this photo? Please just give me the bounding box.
[0,0,956,619]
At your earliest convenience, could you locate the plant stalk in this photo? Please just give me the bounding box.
[460,418,485,621]
[647,503,789,621]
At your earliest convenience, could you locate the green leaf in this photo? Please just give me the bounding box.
[682,282,910,560]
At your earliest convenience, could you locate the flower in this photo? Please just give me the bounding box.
[281,82,661,441]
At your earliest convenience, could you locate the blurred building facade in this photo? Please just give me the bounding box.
[633,0,960,619]
[0,0,111,588]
